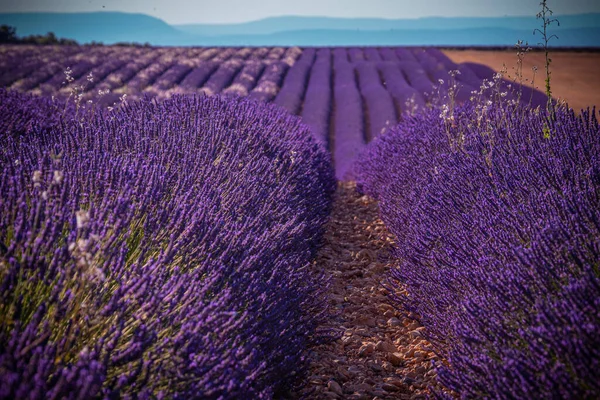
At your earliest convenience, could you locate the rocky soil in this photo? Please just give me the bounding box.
[286,182,447,400]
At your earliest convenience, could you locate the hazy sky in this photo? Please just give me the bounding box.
[1,0,599,24]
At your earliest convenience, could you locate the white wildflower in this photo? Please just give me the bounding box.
[32,170,42,187]
[76,210,90,229]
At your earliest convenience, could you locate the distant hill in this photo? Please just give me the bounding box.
[175,14,600,36]
[0,12,193,45]
[199,27,600,47]
[1,12,599,47]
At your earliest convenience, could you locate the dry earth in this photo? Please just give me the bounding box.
[443,50,600,117]
[286,182,446,400]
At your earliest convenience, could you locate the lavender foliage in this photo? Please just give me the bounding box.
[0,89,335,399]
[354,101,600,398]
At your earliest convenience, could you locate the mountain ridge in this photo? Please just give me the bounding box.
[1,11,598,46]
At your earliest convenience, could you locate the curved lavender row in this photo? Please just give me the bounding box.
[248,61,290,103]
[200,59,244,96]
[273,48,316,115]
[378,63,426,115]
[333,53,365,180]
[363,47,382,62]
[65,49,142,91]
[10,47,113,93]
[281,46,303,66]
[424,48,483,95]
[347,47,365,63]
[355,61,397,140]
[36,48,120,95]
[354,102,600,398]
[232,47,253,60]
[197,47,220,61]
[300,48,332,147]
[332,47,349,64]
[92,49,163,92]
[425,49,493,91]
[395,47,418,62]
[0,46,81,87]
[211,48,236,63]
[144,61,194,93]
[121,49,188,96]
[249,47,270,60]
[179,61,219,92]
[221,60,265,97]
[457,61,549,108]
[413,48,476,103]
[0,89,335,399]
[397,61,436,102]
[9,60,66,92]
[379,48,400,62]
[266,47,285,60]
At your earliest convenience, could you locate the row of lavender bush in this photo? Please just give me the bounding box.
[354,101,600,398]
[0,89,335,399]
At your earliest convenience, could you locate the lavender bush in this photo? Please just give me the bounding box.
[354,101,600,398]
[0,89,335,399]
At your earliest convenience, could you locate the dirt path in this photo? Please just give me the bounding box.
[287,182,444,399]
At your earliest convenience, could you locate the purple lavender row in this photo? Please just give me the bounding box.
[354,101,600,398]
[9,47,115,93]
[378,62,426,115]
[143,61,195,95]
[197,47,220,61]
[211,48,236,63]
[332,49,364,180]
[0,89,335,398]
[178,61,220,92]
[232,47,253,60]
[347,47,365,63]
[36,48,121,95]
[221,60,265,97]
[395,47,418,62]
[0,46,81,87]
[363,47,382,62]
[423,49,549,108]
[281,46,303,66]
[266,47,285,60]
[199,58,244,96]
[300,48,332,147]
[247,61,290,103]
[93,48,163,91]
[355,61,397,140]
[396,61,436,102]
[248,47,270,60]
[379,47,400,62]
[117,49,189,99]
[273,48,316,114]
[62,48,150,99]
[424,48,482,102]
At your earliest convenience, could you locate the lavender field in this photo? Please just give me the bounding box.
[1,43,598,399]
[0,44,548,179]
